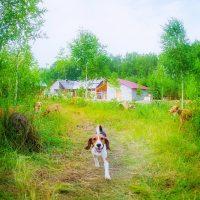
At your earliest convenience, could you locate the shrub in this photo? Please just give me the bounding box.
[190,99,200,136]
[3,112,42,152]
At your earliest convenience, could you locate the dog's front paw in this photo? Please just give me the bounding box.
[105,174,111,180]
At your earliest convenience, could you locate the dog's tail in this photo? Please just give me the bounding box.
[96,125,103,134]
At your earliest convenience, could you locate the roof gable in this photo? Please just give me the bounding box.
[118,79,148,90]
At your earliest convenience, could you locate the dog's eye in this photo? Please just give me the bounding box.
[100,137,104,140]
[93,138,96,141]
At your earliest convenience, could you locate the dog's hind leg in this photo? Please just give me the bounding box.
[93,156,100,168]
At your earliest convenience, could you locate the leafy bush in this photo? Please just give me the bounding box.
[76,87,86,97]
[3,112,41,152]
[0,47,41,105]
[190,99,200,136]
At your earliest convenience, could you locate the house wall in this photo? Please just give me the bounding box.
[107,84,132,101]
[107,83,149,102]
[96,81,107,100]
[120,85,132,101]
[49,81,60,94]
[132,89,148,101]
[107,84,117,100]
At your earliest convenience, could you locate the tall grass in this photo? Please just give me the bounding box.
[0,98,199,199]
[76,100,200,199]
[0,99,73,199]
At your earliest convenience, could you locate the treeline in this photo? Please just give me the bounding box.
[0,0,199,104]
[40,31,159,96]
[41,51,158,89]
[41,19,200,101]
[0,46,41,105]
[0,0,44,105]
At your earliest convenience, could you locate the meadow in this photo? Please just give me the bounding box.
[0,98,199,200]
[0,1,200,199]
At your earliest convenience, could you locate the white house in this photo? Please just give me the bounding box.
[96,79,149,101]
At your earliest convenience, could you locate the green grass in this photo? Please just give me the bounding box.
[0,99,199,199]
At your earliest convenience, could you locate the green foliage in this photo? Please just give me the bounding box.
[0,0,44,105]
[0,0,45,49]
[44,28,199,101]
[120,53,158,83]
[148,64,176,99]
[70,30,109,80]
[0,46,41,105]
[82,102,199,199]
[160,43,192,80]
[160,18,196,107]
[0,100,199,199]
[53,183,75,194]
[136,88,142,96]
[68,97,88,107]
[108,72,120,88]
[40,58,82,84]
[76,87,86,97]
[41,30,113,84]
[70,30,104,67]
[161,18,188,50]
[185,75,199,99]
[161,18,190,80]
[0,5,200,198]
[43,49,158,94]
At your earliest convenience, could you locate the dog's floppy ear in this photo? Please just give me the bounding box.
[105,138,110,151]
[85,137,92,150]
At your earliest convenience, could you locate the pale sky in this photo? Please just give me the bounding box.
[31,0,200,67]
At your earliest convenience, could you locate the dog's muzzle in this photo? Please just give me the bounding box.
[95,143,104,153]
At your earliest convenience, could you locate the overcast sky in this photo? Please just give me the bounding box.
[31,0,200,67]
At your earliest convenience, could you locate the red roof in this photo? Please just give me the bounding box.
[119,79,148,90]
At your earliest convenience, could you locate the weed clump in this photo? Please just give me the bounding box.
[3,112,42,152]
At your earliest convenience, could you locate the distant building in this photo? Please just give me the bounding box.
[96,79,149,101]
[49,79,103,97]
[49,79,150,102]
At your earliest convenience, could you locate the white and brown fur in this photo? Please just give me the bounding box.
[85,125,111,180]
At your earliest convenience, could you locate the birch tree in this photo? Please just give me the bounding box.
[161,18,191,108]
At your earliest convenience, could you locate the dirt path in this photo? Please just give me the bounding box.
[52,109,151,200]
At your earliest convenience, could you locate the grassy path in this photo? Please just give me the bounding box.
[52,106,151,200]
[1,101,199,199]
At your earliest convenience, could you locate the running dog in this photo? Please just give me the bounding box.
[85,125,111,180]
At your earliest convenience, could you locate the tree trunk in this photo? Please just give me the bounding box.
[14,55,19,105]
[85,64,88,99]
[181,78,184,109]
[14,52,22,105]
[14,71,18,105]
